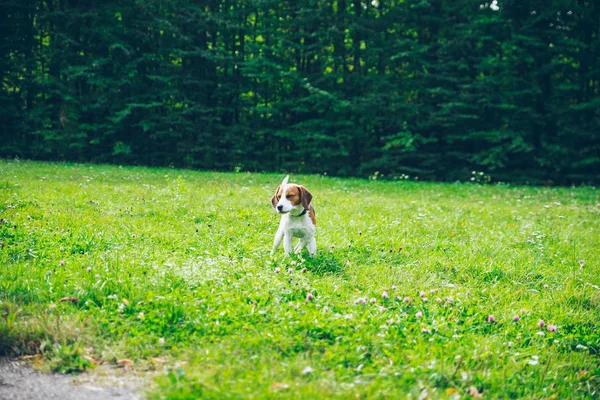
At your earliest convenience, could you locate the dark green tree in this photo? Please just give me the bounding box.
[0,0,598,183]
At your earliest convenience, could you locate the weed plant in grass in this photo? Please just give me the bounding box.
[0,160,599,398]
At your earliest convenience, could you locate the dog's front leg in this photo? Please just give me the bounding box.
[283,233,293,255]
[271,229,284,255]
[307,237,317,256]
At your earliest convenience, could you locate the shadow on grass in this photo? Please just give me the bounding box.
[299,252,345,276]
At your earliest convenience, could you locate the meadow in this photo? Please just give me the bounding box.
[0,160,598,399]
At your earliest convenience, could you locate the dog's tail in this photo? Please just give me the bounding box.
[281,175,289,186]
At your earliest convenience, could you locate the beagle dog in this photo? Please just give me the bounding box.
[270,176,316,256]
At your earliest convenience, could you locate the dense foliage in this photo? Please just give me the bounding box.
[1,0,599,183]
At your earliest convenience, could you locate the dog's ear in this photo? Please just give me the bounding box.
[271,185,281,208]
[298,186,312,209]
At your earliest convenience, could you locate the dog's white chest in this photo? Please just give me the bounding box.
[282,215,315,238]
[289,225,310,238]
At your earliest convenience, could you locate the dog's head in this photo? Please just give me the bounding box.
[271,175,312,214]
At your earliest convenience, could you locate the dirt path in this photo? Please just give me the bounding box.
[0,358,141,400]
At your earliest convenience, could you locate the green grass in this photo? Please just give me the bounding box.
[1,160,599,398]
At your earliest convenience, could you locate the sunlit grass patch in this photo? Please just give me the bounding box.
[0,160,598,397]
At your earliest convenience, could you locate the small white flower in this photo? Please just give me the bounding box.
[302,366,314,375]
[528,355,539,365]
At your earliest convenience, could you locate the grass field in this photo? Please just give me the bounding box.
[1,160,599,399]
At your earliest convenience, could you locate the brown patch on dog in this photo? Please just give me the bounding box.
[298,185,312,209]
[308,204,316,226]
[271,185,282,208]
[285,185,301,206]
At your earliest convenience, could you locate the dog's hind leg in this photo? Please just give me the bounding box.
[307,237,317,256]
[271,229,284,255]
[294,239,307,254]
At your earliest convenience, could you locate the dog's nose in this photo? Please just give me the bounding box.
[277,205,283,211]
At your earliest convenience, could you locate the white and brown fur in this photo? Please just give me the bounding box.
[270,176,316,256]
